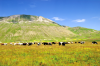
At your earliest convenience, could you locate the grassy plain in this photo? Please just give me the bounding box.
[0,41,100,66]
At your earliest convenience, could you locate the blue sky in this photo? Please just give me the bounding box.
[0,0,100,30]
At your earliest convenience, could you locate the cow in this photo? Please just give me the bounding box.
[37,42,41,46]
[28,42,33,46]
[42,42,48,45]
[34,42,38,44]
[66,42,70,44]
[34,42,35,44]
[71,41,73,44]
[80,41,85,44]
[92,41,98,44]
[62,42,66,46]
[1,43,7,45]
[78,42,81,43]
[59,42,63,46]
[48,42,52,45]
[14,43,19,45]
[52,42,56,44]
[23,43,28,45]
[75,42,77,43]
[42,42,52,45]
[18,43,23,45]
[10,43,13,45]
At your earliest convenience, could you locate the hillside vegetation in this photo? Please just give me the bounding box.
[0,21,75,42]
[0,14,100,42]
[68,26,100,40]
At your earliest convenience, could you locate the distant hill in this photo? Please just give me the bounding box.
[0,14,100,42]
[68,26,100,40]
[0,14,76,42]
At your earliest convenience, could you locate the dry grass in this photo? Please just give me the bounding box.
[0,42,100,66]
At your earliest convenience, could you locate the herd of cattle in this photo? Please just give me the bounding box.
[0,41,98,46]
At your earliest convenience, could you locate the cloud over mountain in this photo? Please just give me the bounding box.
[52,17,64,21]
[73,19,85,22]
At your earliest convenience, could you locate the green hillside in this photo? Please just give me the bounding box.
[0,21,75,42]
[0,15,100,42]
[68,26,100,41]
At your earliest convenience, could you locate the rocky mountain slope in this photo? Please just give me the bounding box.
[0,14,76,42]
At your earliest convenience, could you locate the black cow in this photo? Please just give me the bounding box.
[62,42,66,46]
[43,42,52,45]
[28,43,33,46]
[43,42,48,45]
[58,42,63,46]
[75,42,77,43]
[52,42,56,44]
[92,41,98,44]
[78,42,80,43]
[23,43,28,45]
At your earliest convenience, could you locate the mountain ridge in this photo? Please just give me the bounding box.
[0,14,100,42]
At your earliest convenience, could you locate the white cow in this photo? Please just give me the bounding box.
[10,43,13,45]
[18,43,23,45]
[14,43,19,45]
[37,42,41,46]
[71,41,73,44]
[4,43,7,45]
[1,43,7,45]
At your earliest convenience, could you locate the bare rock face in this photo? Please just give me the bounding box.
[37,16,53,22]
[9,15,20,18]
[0,15,54,23]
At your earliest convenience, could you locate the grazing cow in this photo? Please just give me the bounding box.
[28,42,33,46]
[48,42,52,45]
[80,41,85,44]
[43,42,48,45]
[62,42,66,46]
[75,42,77,43]
[59,42,63,46]
[78,42,81,43]
[66,42,70,44]
[42,42,52,45]
[92,41,98,44]
[1,43,7,45]
[10,43,13,45]
[34,42,38,44]
[34,42,37,44]
[14,43,19,45]
[71,41,73,44]
[23,43,28,45]
[37,42,41,46]
[18,43,23,45]
[52,42,56,44]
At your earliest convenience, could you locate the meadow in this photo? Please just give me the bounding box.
[0,41,100,66]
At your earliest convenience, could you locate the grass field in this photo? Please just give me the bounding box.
[0,41,100,66]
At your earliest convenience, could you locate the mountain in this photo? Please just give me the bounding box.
[0,14,54,23]
[68,26,100,41]
[0,14,76,42]
[0,14,100,42]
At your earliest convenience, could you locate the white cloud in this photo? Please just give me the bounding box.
[30,5,36,8]
[73,19,85,22]
[52,17,65,21]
